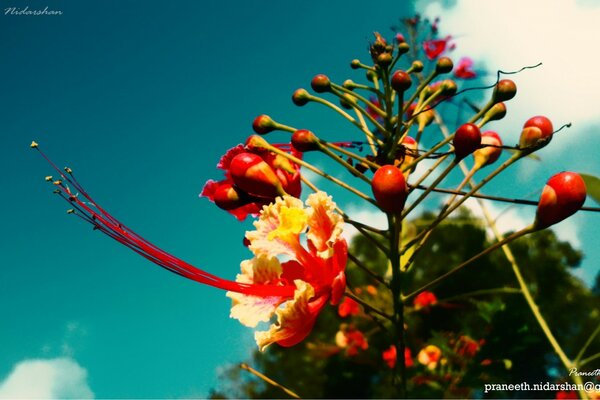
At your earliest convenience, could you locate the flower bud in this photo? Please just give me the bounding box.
[292,88,310,106]
[252,115,276,135]
[492,79,517,103]
[473,131,502,167]
[291,129,320,152]
[397,42,410,54]
[519,115,553,150]
[483,102,507,122]
[213,183,247,211]
[391,70,412,92]
[410,60,424,73]
[371,165,408,213]
[311,74,331,93]
[350,59,361,69]
[453,123,481,160]
[435,57,453,74]
[535,172,586,229]
[230,153,285,198]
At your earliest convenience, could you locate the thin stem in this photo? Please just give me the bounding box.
[433,112,588,399]
[352,105,380,153]
[345,290,393,321]
[348,252,388,287]
[408,154,448,193]
[438,287,522,303]
[331,83,386,118]
[318,145,371,185]
[345,218,387,235]
[401,159,457,218]
[388,214,407,397]
[402,226,536,302]
[239,363,300,399]
[265,144,378,206]
[579,352,600,367]
[575,324,600,364]
[323,141,381,170]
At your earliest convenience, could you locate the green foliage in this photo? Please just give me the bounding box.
[580,173,600,205]
[211,210,599,399]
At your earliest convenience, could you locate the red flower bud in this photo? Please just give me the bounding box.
[519,115,553,149]
[292,88,310,106]
[391,70,412,92]
[291,129,320,152]
[371,165,408,213]
[252,115,276,135]
[311,74,331,93]
[229,153,285,199]
[492,79,517,103]
[435,57,453,74]
[212,183,247,210]
[535,172,586,229]
[473,131,502,167]
[453,123,481,160]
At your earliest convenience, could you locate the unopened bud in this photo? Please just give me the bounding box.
[410,60,424,73]
[30,141,38,148]
[291,129,320,152]
[311,74,331,93]
[292,89,310,106]
[252,115,276,135]
[492,79,517,103]
[350,59,361,69]
[397,42,410,54]
[435,57,453,74]
[391,70,412,92]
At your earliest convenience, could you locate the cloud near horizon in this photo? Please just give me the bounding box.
[0,357,93,399]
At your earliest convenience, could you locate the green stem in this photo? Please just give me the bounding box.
[345,290,393,321]
[401,159,457,218]
[318,145,371,185]
[240,363,300,399]
[265,144,378,206]
[348,252,389,287]
[402,226,536,302]
[388,214,407,397]
[575,324,600,364]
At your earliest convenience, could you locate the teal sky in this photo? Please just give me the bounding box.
[2,0,599,398]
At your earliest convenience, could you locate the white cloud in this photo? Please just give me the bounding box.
[342,203,388,241]
[0,358,93,399]
[417,0,600,144]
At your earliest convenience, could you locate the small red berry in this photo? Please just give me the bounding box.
[371,165,408,213]
[453,123,481,160]
[252,115,275,135]
[473,131,502,167]
[535,172,586,229]
[391,70,412,92]
[519,115,553,149]
[492,79,517,103]
[311,74,331,93]
[291,129,319,152]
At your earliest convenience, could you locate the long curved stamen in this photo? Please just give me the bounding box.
[34,145,295,299]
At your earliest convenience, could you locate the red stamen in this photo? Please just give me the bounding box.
[34,146,296,299]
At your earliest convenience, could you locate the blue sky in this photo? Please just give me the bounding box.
[1,0,598,398]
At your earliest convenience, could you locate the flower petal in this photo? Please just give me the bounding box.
[227,255,285,327]
[254,280,327,351]
[247,196,306,258]
[305,192,344,258]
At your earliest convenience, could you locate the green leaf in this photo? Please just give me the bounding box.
[580,173,600,205]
